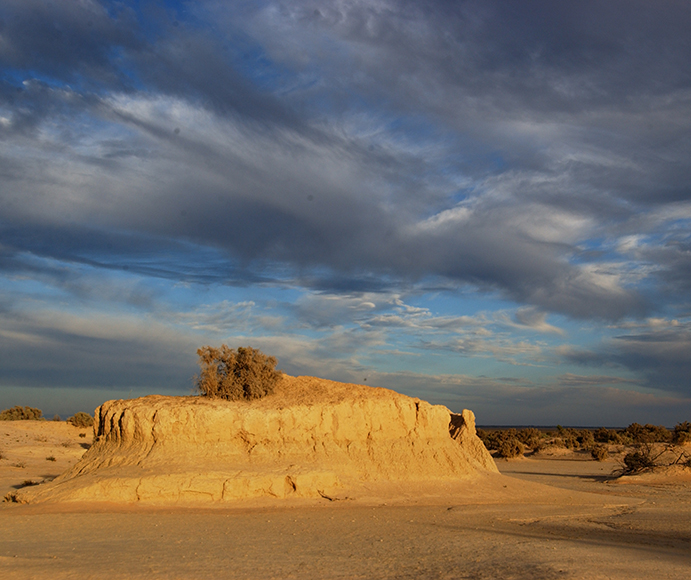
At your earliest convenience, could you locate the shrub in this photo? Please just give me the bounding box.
[594,427,624,444]
[0,406,43,421]
[52,414,61,421]
[673,421,691,445]
[195,345,282,401]
[46,455,56,462]
[591,444,609,461]
[622,445,658,474]
[517,428,543,450]
[576,429,595,450]
[623,423,671,444]
[496,437,525,459]
[67,412,94,428]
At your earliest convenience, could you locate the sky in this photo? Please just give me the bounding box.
[0,0,690,426]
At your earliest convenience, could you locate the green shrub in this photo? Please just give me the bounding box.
[497,437,525,459]
[195,345,282,401]
[67,412,94,428]
[0,406,43,421]
[591,444,609,461]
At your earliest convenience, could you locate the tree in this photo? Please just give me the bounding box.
[195,345,282,401]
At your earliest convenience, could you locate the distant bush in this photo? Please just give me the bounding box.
[67,412,94,428]
[594,427,624,444]
[52,414,61,422]
[591,444,609,461]
[516,428,543,450]
[0,406,43,421]
[623,423,671,444]
[673,422,691,445]
[195,345,282,401]
[496,437,525,459]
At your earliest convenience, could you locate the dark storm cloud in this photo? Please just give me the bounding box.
[563,320,691,394]
[0,0,141,88]
[1,0,689,324]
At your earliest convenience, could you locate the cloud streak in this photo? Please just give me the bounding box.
[1,0,690,421]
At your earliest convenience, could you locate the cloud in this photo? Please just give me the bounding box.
[563,318,691,394]
[3,0,686,322]
[1,0,691,413]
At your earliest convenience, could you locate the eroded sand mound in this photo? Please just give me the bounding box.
[15,375,496,504]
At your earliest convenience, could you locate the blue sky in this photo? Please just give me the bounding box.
[1,0,690,425]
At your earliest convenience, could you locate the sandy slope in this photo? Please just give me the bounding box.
[1,421,690,579]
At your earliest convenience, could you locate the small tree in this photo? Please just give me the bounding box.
[195,345,282,401]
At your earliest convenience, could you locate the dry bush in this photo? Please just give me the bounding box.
[623,423,671,444]
[621,444,659,474]
[195,345,282,401]
[517,428,543,450]
[46,455,56,462]
[52,414,61,421]
[673,421,691,445]
[67,412,94,428]
[496,437,525,459]
[0,406,43,421]
[594,427,624,444]
[591,444,609,461]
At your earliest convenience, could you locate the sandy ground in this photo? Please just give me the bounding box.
[1,421,690,579]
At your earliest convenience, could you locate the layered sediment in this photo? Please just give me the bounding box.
[15,375,497,504]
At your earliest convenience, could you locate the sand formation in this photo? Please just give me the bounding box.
[15,375,497,504]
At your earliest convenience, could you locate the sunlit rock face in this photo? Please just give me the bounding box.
[16,375,497,504]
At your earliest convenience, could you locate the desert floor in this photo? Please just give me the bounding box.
[1,421,690,579]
